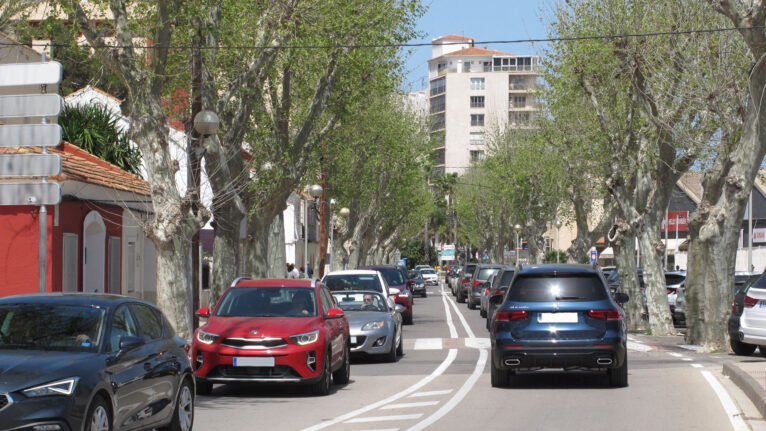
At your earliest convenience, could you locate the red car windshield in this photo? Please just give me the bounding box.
[215,287,317,317]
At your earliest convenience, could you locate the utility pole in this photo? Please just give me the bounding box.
[318,162,328,278]
[188,24,203,329]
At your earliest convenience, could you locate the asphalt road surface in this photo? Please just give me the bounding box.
[194,281,766,431]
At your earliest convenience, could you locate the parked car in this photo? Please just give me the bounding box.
[407,270,427,297]
[192,278,350,396]
[418,267,439,287]
[331,290,404,361]
[0,293,195,431]
[729,273,766,356]
[414,265,432,271]
[359,265,414,325]
[489,264,630,388]
[455,263,477,301]
[464,264,503,309]
[665,271,686,324]
[482,266,515,323]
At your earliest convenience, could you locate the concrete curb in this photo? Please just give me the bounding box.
[722,361,766,420]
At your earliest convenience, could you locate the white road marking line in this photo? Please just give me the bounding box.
[627,341,652,352]
[681,358,693,361]
[380,401,440,410]
[691,363,703,368]
[668,352,683,358]
[300,285,461,431]
[356,429,398,431]
[465,338,491,349]
[345,414,424,424]
[408,389,453,398]
[413,338,443,350]
[407,348,489,431]
[445,292,476,339]
[700,371,749,431]
[441,285,459,339]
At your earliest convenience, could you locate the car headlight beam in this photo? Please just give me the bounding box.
[23,378,79,397]
[289,330,319,346]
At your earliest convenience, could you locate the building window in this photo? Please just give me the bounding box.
[430,94,446,113]
[510,95,526,108]
[470,96,485,108]
[469,132,484,146]
[430,77,446,96]
[470,150,485,162]
[470,114,484,127]
[470,78,485,90]
[509,111,531,125]
[431,131,445,148]
[434,148,445,165]
[431,112,445,131]
[510,77,527,90]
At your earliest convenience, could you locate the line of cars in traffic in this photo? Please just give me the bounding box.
[449,261,631,387]
[0,264,435,430]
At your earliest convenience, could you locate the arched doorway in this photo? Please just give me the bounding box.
[83,211,106,293]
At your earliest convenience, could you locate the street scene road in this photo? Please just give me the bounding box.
[194,280,766,431]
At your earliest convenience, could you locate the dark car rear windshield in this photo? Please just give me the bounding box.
[665,274,685,286]
[495,271,515,288]
[749,274,766,290]
[508,275,608,302]
[477,268,500,281]
[324,275,383,293]
[379,269,405,286]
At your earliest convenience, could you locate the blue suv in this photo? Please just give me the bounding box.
[489,264,629,387]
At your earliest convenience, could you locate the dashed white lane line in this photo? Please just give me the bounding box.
[691,363,703,368]
[627,341,653,352]
[346,414,424,424]
[357,429,398,431]
[413,338,443,350]
[681,358,693,361]
[465,338,491,349]
[668,352,684,358]
[380,401,440,410]
[408,389,453,398]
[700,371,749,431]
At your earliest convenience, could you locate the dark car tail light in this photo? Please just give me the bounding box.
[495,310,529,321]
[462,278,470,284]
[588,309,622,320]
[407,280,415,287]
[744,295,758,308]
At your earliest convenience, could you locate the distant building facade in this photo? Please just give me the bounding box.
[427,35,541,176]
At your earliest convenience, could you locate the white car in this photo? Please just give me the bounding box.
[322,270,399,308]
[414,265,432,271]
[418,268,439,286]
[739,278,766,355]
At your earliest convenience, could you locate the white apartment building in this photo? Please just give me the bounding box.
[427,35,541,175]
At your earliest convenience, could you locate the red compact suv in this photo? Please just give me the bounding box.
[192,278,350,396]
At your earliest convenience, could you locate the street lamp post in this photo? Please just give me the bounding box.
[555,219,563,264]
[305,184,323,278]
[514,224,522,266]
[191,110,219,328]
[327,198,337,274]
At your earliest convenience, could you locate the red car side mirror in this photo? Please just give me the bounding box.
[327,308,345,318]
[195,307,210,318]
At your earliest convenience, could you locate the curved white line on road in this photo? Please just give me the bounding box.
[700,371,748,431]
[440,283,459,338]
[301,282,460,431]
[406,348,488,431]
[445,289,476,339]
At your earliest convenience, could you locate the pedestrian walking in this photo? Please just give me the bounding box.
[299,266,306,279]
[288,263,300,279]
[307,263,314,279]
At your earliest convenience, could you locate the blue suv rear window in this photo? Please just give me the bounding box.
[509,275,607,302]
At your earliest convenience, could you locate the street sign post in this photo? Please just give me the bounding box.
[0,61,63,293]
[590,250,598,264]
[0,62,62,87]
[0,154,61,177]
[0,94,62,118]
[0,183,61,205]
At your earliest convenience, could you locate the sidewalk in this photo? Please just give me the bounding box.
[723,358,766,420]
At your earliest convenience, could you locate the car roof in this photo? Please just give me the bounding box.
[359,265,400,270]
[0,292,150,308]
[517,264,601,275]
[475,264,504,269]
[325,270,381,276]
[330,290,385,296]
[234,278,316,288]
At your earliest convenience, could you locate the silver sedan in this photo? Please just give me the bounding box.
[331,291,404,362]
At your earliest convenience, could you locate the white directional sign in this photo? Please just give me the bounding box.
[0,124,62,148]
[0,62,62,87]
[0,154,61,177]
[0,94,62,118]
[0,182,61,205]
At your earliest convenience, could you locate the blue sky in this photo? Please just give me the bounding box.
[402,0,553,90]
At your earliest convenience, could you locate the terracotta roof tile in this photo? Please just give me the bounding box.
[0,143,150,196]
[433,34,474,42]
